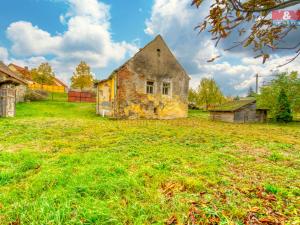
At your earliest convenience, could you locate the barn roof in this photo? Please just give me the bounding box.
[0,62,28,85]
[8,63,32,80]
[52,76,68,88]
[9,63,68,88]
[209,99,256,112]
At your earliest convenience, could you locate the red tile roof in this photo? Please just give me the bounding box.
[9,63,32,80]
[9,63,68,88]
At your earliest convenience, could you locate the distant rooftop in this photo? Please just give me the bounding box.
[209,99,256,112]
[0,62,28,85]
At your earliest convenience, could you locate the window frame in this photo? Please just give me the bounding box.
[146,81,155,94]
[162,81,171,96]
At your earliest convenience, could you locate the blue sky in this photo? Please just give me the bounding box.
[0,0,152,44]
[0,0,299,95]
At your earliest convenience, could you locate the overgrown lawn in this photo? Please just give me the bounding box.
[0,101,299,224]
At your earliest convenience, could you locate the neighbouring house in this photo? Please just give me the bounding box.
[0,62,27,117]
[51,76,68,93]
[95,35,190,119]
[0,63,29,103]
[209,99,268,123]
[8,64,68,93]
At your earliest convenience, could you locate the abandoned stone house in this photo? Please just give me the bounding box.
[95,35,190,119]
[209,99,268,123]
[0,62,27,117]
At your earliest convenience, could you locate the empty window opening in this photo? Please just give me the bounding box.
[146,81,154,94]
[154,107,158,114]
[162,82,171,95]
[157,49,161,57]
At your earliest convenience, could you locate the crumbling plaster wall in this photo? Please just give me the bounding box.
[115,38,189,119]
[96,76,116,117]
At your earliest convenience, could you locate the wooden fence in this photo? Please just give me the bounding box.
[29,83,66,93]
[68,91,96,103]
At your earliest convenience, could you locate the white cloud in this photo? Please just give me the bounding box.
[5,0,139,83]
[7,21,62,56]
[0,46,8,62]
[145,0,202,35]
[62,0,110,23]
[8,56,47,69]
[145,0,300,96]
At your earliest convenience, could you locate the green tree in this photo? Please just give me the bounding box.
[31,63,55,85]
[71,61,94,91]
[234,96,240,101]
[197,78,226,110]
[247,86,255,97]
[275,89,293,122]
[257,71,300,118]
[192,0,300,65]
[188,89,198,104]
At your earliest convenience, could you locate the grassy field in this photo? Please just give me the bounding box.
[0,101,299,224]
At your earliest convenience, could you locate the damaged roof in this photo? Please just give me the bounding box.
[0,62,28,85]
[9,63,68,88]
[209,99,256,112]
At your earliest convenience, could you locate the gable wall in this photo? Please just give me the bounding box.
[115,37,189,119]
[129,37,189,102]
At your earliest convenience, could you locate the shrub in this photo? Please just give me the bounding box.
[35,90,49,97]
[25,90,48,101]
[275,89,293,122]
[188,103,200,110]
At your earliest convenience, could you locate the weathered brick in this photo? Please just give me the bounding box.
[96,35,190,119]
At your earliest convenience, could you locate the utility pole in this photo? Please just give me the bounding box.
[255,73,259,94]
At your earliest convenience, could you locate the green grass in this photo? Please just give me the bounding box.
[46,92,68,102]
[0,102,299,224]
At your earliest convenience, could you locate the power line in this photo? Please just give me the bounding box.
[255,73,278,93]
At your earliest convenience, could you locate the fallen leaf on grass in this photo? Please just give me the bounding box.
[8,218,20,225]
[250,207,260,213]
[264,194,276,202]
[166,215,178,225]
[256,187,277,202]
[259,217,275,223]
[199,191,207,196]
[244,209,285,225]
[188,205,202,224]
[244,212,261,225]
[209,216,220,224]
[214,191,227,204]
[161,182,185,199]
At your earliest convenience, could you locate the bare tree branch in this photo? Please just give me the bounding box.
[268,40,300,50]
[192,0,300,66]
[278,49,300,67]
[228,0,300,13]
